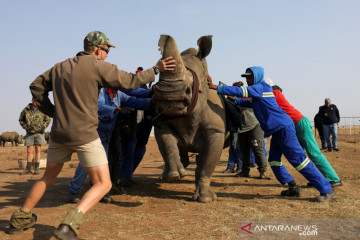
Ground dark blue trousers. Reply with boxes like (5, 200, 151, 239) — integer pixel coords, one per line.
(269, 125, 332, 195)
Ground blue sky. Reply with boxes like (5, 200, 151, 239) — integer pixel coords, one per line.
(1, 0, 359, 135)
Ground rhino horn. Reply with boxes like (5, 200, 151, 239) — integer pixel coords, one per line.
(158, 35, 185, 80)
(197, 35, 213, 60)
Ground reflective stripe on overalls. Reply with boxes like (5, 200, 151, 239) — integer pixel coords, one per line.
(262, 92, 274, 98)
(241, 86, 248, 97)
(269, 161, 283, 167)
(295, 158, 310, 171)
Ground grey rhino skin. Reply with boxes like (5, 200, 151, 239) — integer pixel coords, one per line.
(1, 131, 23, 146)
(152, 35, 229, 203)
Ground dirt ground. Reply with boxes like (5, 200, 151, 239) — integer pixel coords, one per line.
(0, 136, 359, 240)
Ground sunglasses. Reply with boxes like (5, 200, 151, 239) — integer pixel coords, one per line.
(96, 45, 110, 54)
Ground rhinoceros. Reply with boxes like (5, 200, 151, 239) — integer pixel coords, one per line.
(152, 35, 229, 203)
(1, 131, 23, 146)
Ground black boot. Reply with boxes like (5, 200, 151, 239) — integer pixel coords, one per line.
(316, 188, 336, 202)
(53, 209, 84, 240)
(281, 186, 302, 197)
(235, 169, 250, 177)
(33, 162, 40, 175)
(53, 224, 84, 240)
(20, 162, 33, 175)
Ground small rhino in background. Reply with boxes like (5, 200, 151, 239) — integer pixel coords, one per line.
(45, 131, 50, 144)
(0, 131, 24, 146)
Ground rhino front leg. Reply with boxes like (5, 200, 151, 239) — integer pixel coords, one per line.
(193, 134, 224, 203)
(155, 127, 186, 181)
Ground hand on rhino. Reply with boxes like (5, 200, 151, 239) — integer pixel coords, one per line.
(155, 56, 176, 72)
(206, 74, 218, 90)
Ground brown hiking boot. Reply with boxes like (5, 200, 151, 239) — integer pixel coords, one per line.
(19, 168, 32, 175)
(330, 181, 343, 187)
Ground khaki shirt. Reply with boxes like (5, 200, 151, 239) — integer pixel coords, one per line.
(30, 51, 155, 145)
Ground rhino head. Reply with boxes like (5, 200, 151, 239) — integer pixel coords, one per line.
(15, 135, 24, 145)
(152, 35, 212, 117)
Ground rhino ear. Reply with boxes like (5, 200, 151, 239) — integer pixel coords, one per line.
(158, 35, 184, 72)
(197, 35, 212, 60)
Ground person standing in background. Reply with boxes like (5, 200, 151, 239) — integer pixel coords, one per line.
(314, 111, 326, 149)
(319, 98, 340, 152)
(19, 99, 51, 175)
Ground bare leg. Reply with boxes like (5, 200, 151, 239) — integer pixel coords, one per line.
(22, 162, 64, 212)
(27, 145, 34, 164)
(34, 145, 41, 163)
(76, 164, 111, 214)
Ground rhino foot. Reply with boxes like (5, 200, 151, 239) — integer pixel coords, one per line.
(193, 185, 217, 203)
(162, 170, 181, 181)
(162, 168, 187, 181)
(179, 168, 187, 178)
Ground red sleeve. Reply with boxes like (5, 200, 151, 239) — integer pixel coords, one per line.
(273, 90, 303, 124)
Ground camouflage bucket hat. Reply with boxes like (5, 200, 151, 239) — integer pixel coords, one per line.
(84, 31, 116, 48)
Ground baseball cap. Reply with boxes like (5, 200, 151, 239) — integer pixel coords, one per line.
(241, 68, 253, 77)
(325, 98, 331, 104)
(84, 31, 116, 48)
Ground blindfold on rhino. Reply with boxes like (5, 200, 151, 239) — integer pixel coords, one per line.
(152, 80, 191, 116)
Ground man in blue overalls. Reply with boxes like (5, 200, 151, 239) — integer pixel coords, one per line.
(207, 66, 335, 202)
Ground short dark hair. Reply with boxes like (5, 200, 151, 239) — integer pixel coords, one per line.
(137, 67, 143, 71)
(84, 45, 96, 52)
(272, 85, 283, 92)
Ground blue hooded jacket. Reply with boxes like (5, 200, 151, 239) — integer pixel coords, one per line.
(217, 66, 293, 137)
(97, 88, 151, 142)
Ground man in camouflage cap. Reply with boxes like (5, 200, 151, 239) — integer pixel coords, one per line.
(6, 31, 176, 239)
(18, 99, 51, 175)
(84, 31, 116, 48)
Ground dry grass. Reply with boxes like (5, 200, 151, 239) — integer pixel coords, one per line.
(0, 136, 359, 240)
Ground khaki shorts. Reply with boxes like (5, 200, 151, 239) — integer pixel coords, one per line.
(47, 138, 108, 168)
(25, 133, 45, 146)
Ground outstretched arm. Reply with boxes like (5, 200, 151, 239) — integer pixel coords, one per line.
(30, 67, 55, 117)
